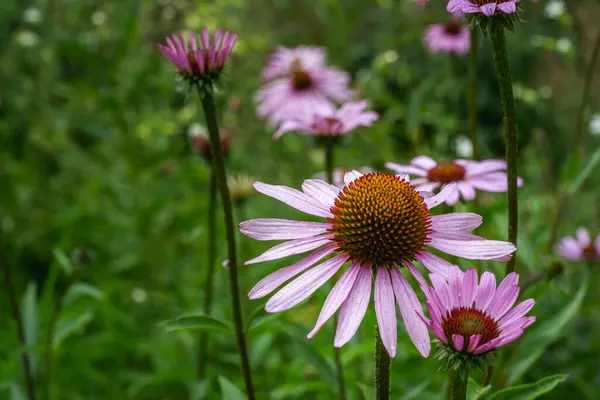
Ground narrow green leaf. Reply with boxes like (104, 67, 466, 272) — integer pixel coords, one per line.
(218, 376, 245, 400)
(356, 382, 374, 399)
(52, 309, 95, 349)
(467, 377, 491, 400)
(21, 282, 38, 372)
(490, 374, 568, 400)
(509, 278, 586, 384)
(568, 147, 600, 195)
(247, 306, 282, 333)
(63, 283, 105, 306)
(161, 314, 233, 335)
(52, 248, 74, 276)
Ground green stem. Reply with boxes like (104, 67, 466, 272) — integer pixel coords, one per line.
(1, 247, 37, 400)
(197, 86, 255, 399)
(375, 328, 390, 400)
(571, 31, 600, 154)
(323, 142, 346, 400)
(468, 28, 479, 160)
(489, 21, 518, 275)
(198, 169, 217, 380)
(447, 366, 469, 400)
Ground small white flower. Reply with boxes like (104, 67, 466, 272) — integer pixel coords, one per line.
(16, 31, 39, 47)
(556, 37, 572, 54)
(188, 122, 206, 138)
(91, 10, 107, 26)
(453, 135, 473, 158)
(23, 7, 42, 24)
(544, 0, 566, 19)
(131, 287, 148, 304)
(589, 114, 600, 136)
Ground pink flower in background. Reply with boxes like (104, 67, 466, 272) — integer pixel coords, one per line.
(157, 29, 237, 81)
(255, 46, 354, 125)
(424, 22, 471, 55)
(423, 266, 535, 355)
(274, 100, 378, 140)
(447, 0, 518, 16)
(240, 171, 516, 357)
(386, 156, 523, 206)
(557, 228, 599, 261)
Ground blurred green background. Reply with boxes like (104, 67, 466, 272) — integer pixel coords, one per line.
(1, 0, 600, 399)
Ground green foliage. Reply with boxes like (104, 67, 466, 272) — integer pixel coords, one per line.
(489, 375, 568, 400)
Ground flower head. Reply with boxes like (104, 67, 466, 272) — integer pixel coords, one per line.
(447, 0, 518, 17)
(255, 46, 354, 125)
(386, 156, 523, 206)
(240, 171, 516, 357)
(228, 173, 256, 205)
(274, 101, 378, 141)
(189, 125, 232, 163)
(424, 22, 471, 55)
(158, 28, 237, 85)
(557, 227, 599, 261)
(423, 266, 535, 356)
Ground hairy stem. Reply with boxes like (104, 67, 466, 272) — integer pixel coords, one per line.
(447, 366, 469, 400)
(489, 21, 518, 275)
(197, 86, 255, 399)
(198, 169, 217, 380)
(375, 328, 390, 400)
(1, 248, 37, 400)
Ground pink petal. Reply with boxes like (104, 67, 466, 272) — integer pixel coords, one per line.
(498, 299, 535, 329)
(430, 213, 483, 233)
(411, 155, 437, 170)
(391, 269, 431, 357)
(343, 170, 363, 185)
(246, 235, 333, 264)
(467, 334, 481, 352)
(497, 1, 517, 13)
(464, 159, 506, 176)
(374, 268, 398, 358)
(301, 179, 340, 207)
(248, 244, 336, 299)
(430, 273, 453, 310)
(424, 183, 457, 209)
(265, 254, 347, 313)
(416, 182, 441, 192)
(452, 334, 465, 351)
(405, 261, 427, 288)
(474, 271, 497, 312)
(415, 251, 452, 278)
(576, 227, 591, 247)
(444, 186, 461, 206)
(307, 263, 361, 338)
(335, 266, 372, 347)
(254, 181, 334, 218)
(487, 276, 519, 319)
(240, 219, 331, 241)
(385, 162, 428, 177)
(480, 3, 497, 16)
(427, 235, 516, 260)
(457, 182, 476, 201)
(557, 237, 583, 260)
(274, 120, 306, 139)
(461, 269, 478, 307)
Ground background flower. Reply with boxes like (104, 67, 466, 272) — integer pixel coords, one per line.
(557, 228, 599, 261)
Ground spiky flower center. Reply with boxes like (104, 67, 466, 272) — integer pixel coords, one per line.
(442, 307, 500, 351)
(583, 243, 598, 260)
(292, 70, 313, 91)
(329, 173, 431, 267)
(427, 162, 466, 184)
(444, 22, 462, 36)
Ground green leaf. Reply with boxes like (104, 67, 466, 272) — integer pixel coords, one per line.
(63, 283, 105, 306)
(508, 279, 586, 384)
(218, 376, 245, 400)
(489, 374, 568, 400)
(161, 314, 233, 335)
(52, 248, 74, 275)
(281, 323, 337, 390)
(21, 282, 38, 372)
(53, 309, 95, 349)
(467, 377, 491, 400)
(247, 306, 282, 333)
(567, 147, 600, 195)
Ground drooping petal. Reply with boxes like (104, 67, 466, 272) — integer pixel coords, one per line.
(464, 159, 506, 176)
(424, 183, 457, 209)
(427, 235, 516, 260)
(444, 187, 461, 206)
(265, 254, 347, 313)
(248, 244, 337, 299)
(254, 182, 334, 218)
(385, 162, 428, 177)
(374, 268, 398, 357)
(301, 179, 340, 208)
(343, 170, 363, 185)
(391, 268, 431, 357)
(411, 155, 437, 170)
(245, 235, 333, 264)
(430, 213, 483, 233)
(307, 263, 361, 339)
(456, 182, 477, 201)
(240, 219, 331, 241)
(415, 251, 452, 278)
(335, 266, 372, 347)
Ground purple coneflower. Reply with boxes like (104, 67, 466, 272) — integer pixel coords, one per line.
(557, 227, 599, 261)
(386, 156, 523, 206)
(274, 100, 378, 140)
(240, 171, 516, 357)
(422, 266, 535, 355)
(447, 0, 518, 16)
(424, 22, 471, 55)
(255, 46, 354, 125)
(157, 28, 237, 84)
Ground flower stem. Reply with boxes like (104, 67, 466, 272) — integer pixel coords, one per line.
(447, 365, 469, 400)
(572, 30, 600, 154)
(323, 142, 346, 400)
(488, 20, 518, 275)
(198, 168, 217, 380)
(1, 247, 37, 400)
(197, 85, 255, 399)
(375, 328, 390, 400)
(468, 28, 479, 161)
